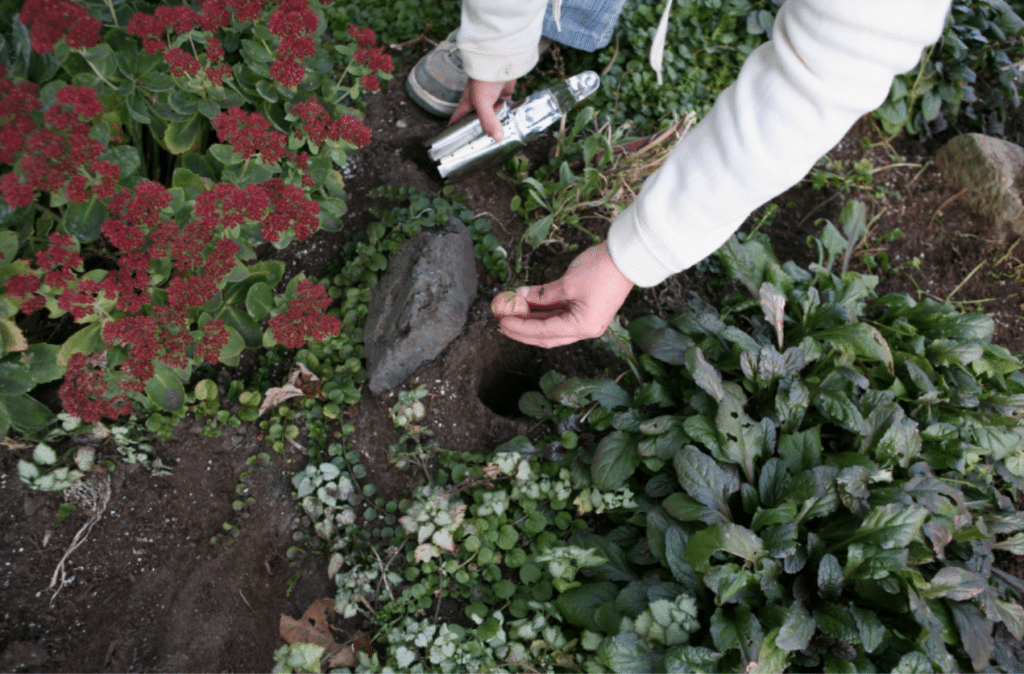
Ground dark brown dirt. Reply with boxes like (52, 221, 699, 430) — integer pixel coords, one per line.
(2, 42, 1024, 673)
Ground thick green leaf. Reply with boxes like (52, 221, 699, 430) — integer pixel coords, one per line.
(244, 281, 273, 322)
(891, 652, 934, 674)
(0, 318, 27, 353)
(1, 392, 55, 437)
(683, 415, 720, 454)
(63, 197, 109, 243)
(842, 543, 908, 580)
(673, 445, 739, 522)
(0, 362, 34, 396)
(219, 305, 263, 349)
(926, 338, 983, 367)
(923, 566, 988, 601)
(716, 382, 769, 481)
(664, 645, 722, 673)
(638, 327, 695, 366)
(56, 322, 103, 367)
(775, 603, 815, 651)
(717, 235, 774, 296)
(597, 633, 659, 674)
(99, 145, 141, 179)
(664, 491, 720, 524)
(686, 523, 764, 573)
(664, 526, 703, 597)
(949, 601, 994, 673)
(145, 359, 186, 412)
(849, 603, 885, 653)
(759, 282, 786, 348)
(518, 391, 551, 419)
(591, 431, 640, 491)
(573, 532, 638, 583)
(21, 344, 64, 384)
(710, 605, 763, 662)
(849, 503, 928, 549)
(758, 457, 791, 508)
(817, 553, 843, 601)
(685, 347, 724, 402)
(0, 398, 10, 440)
(165, 114, 202, 155)
(814, 323, 893, 370)
(749, 628, 788, 673)
(524, 214, 554, 246)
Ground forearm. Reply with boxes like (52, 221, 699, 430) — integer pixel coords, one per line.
(607, 0, 951, 287)
(458, 0, 548, 81)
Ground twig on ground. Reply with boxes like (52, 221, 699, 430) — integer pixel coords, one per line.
(930, 188, 967, 225)
(389, 24, 433, 51)
(369, 545, 397, 603)
(48, 473, 112, 606)
(946, 259, 986, 302)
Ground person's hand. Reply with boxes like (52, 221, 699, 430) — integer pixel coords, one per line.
(491, 242, 635, 348)
(449, 78, 516, 141)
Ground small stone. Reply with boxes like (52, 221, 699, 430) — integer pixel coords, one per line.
(363, 217, 478, 394)
(396, 119, 408, 129)
(935, 133, 1024, 241)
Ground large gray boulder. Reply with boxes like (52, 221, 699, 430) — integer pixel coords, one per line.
(363, 217, 478, 394)
(935, 133, 1024, 240)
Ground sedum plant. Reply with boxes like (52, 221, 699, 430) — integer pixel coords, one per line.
(0, 0, 393, 437)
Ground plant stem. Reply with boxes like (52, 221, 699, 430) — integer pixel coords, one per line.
(102, 0, 119, 26)
(945, 259, 986, 302)
(80, 52, 119, 90)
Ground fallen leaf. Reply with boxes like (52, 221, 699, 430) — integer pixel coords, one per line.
(280, 598, 336, 649)
(326, 645, 356, 669)
(280, 600, 371, 671)
(259, 363, 323, 416)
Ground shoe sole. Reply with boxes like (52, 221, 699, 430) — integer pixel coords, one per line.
(406, 71, 458, 118)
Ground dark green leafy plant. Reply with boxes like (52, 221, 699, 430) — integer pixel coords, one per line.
(506, 204, 1024, 672)
(875, 0, 1024, 137)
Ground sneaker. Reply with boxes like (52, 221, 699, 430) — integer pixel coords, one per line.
(406, 30, 467, 117)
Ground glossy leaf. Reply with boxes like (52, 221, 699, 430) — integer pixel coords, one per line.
(63, 197, 109, 243)
(686, 523, 764, 572)
(145, 359, 186, 412)
(591, 430, 640, 491)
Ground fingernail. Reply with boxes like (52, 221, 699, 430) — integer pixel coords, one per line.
(516, 286, 529, 298)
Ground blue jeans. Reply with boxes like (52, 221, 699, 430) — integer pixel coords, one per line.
(542, 0, 628, 52)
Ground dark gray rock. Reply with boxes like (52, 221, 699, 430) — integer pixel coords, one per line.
(363, 217, 478, 394)
(935, 133, 1024, 241)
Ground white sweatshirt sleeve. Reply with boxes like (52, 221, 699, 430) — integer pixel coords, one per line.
(457, 0, 548, 82)
(607, 0, 951, 287)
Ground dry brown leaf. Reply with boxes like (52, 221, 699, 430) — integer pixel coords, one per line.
(326, 644, 356, 669)
(279, 598, 336, 648)
(259, 384, 305, 417)
(280, 601, 373, 671)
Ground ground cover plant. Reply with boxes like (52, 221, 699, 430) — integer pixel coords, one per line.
(4, 0, 1024, 672)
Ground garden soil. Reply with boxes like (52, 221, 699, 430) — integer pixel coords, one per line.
(3, 44, 1024, 672)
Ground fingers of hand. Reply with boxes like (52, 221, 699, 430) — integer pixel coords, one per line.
(490, 290, 530, 318)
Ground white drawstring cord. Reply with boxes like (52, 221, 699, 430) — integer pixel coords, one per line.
(553, 0, 563, 32)
(649, 0, 674, 85)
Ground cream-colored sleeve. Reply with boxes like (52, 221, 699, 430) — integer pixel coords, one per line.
(607, 0, 950, 287)
(457, 0, 548, 82)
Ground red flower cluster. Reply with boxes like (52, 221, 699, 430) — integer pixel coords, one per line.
(259, 178, 319, 243)
(0, 75, 110, 208)
(348, 25, 376, 48)
(59, 352, 132, 423)
(128, 2, 220, 54)
(20, 0, 102, 54)
(165, 48, 202, 78)
(337, 114, 372, 148)
(355, 47, 394, 75)
(211, 108, 287, 164)
(226, 0, 263, 23)
(266, 0, 319, 88)
(126, 11, 168, 55)
(361, 75, 380, 93)
(0, 68, 41, 165)
(268, 279, 340, 349)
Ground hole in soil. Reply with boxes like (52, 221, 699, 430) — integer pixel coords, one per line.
(479, 369, 536, 418)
